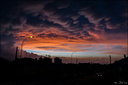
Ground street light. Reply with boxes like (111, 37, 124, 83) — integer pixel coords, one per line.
(71, 51, 77, 63)
(30, 36, 33, 38)
(20, 36, 34, 59)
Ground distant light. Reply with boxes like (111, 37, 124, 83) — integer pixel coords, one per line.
(30, 36, 33, 38)
(96, 73, 102, 77)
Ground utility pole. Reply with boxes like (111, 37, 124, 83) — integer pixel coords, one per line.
(15, 47, 18, 60)
(109, 55, 111, 64)
(76, 58, 78, 64)
(71, 51, 77, 64)
(20, 36, 33, 59)
(124, 54, 126, 59)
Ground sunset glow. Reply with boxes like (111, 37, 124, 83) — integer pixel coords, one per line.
(1, 0, 127, 63)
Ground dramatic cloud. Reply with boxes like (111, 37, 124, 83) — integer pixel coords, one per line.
(0, 0, 127, 62)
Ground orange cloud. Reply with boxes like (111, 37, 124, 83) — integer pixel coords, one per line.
(14, 27, 127, 57)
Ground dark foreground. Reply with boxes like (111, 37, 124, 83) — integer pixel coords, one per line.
(0, 57, 128, 85)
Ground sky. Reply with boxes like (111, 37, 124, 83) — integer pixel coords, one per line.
(0, 0, 127, 63)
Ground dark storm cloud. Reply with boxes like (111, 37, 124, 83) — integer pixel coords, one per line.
(36, 46, 58, 51)
(1, 0, 127, 34)
(0, 0, 127, 60)
(37, 46, 57, 49)
(38, 33, 78, 40)
(2, 0, 126, 37)
(0, 34, 15, 47)
(68, 15, 90, 31)
(26, 14, 43, 27)
(78, 0, 127, 31)
(0, 34, 16, 60)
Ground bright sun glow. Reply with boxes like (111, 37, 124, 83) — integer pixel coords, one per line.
(30, 36, 33, 38)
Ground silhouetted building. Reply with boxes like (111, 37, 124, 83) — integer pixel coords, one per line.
(35, 58, 37, 60)
(43, 57, 52, 64)
(54, 57, 62, 64)
(38, 57, 52, 64)
(39, 57, 43, 61)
